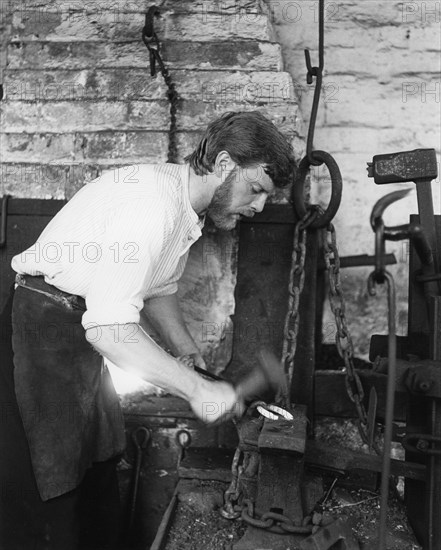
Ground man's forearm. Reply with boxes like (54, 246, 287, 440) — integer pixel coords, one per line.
(86, 323, 198, 401)
(142, 294, 199, 357)
(85, 323, 242, 423)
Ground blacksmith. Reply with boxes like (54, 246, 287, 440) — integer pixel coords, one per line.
(0, 111, 296, 549)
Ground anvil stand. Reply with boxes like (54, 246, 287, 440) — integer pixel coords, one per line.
(232, 227, 359, 550)
(231, 225, 321, 550)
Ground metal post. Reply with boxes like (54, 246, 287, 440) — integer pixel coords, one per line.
(378, 272, 397, 550)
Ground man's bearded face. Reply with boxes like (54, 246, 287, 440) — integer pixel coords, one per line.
(206, 168, 238, 231)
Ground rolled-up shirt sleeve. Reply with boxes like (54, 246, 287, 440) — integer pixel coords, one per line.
(82, 199, 171, 329)
(148, 281, 178, 298)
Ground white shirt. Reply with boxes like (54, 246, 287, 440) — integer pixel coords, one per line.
(11, 163, 204, 329)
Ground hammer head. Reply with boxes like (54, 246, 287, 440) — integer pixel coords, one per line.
(256, 348, 288, 395)
(367, 148, 438, 184)
(235, 348, 288, 403)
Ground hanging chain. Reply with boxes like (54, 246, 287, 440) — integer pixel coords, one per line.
(142, 7, 179, 163)
(281, 209, 320, 403)
(281, 220, 306, 399)
(151, 51, 179, 163)
(322, 223, 380, 453)
(221, 447, 243, 519)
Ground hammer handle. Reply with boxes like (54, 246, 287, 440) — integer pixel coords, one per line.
(193, 366, 268, 402)
(193, 365, 223, 381)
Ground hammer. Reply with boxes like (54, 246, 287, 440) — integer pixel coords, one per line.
(185, 348, 287, 405)
(367, 148, 440, 286)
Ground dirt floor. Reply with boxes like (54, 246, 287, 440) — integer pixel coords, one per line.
(161, 477, 421, 550)
(314, 417, 422, 549)
(164, 502, 246, 550)
(320, 486, 421, 549)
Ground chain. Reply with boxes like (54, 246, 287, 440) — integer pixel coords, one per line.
(281, 219, 305, 398)
(241, 499, 321, 535)
(142, 9, 179, 164)
(221, 416, 263, 519)
(152, 52, 179, 163)
(281, 209, 320, 403)
(221, 447, 243, 519)
(322, 223, 380, 453)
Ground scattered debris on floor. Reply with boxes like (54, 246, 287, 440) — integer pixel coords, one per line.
(165, 504, 245, 550)
(164, 480, 245, 550)
(319, 485, 421, 549)
(160, 475, 421, 549)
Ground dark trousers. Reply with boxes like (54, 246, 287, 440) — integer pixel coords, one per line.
(0, 286, 122, 550)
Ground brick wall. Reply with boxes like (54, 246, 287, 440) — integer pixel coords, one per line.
(0, 0, 304, 371)
(0, 0, 303, 199)
(265, 0, 441, 356)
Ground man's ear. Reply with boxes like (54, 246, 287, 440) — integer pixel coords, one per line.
(213, 151, 235, 179)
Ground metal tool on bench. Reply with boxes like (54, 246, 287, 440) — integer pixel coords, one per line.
(368, 148, 439, 289)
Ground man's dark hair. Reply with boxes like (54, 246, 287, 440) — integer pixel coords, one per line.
(184, 111, 296, 188)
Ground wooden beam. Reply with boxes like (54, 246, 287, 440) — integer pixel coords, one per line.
(305, 440, 425, 481)
(178, 444, 426, 483)
(314, 370, 408, 421)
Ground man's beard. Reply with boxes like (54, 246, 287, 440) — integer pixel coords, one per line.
(206, 168, 237, 230)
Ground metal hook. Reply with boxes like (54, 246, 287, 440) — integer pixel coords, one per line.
(176, 429, 192, 449)
(369, 188, 414, 285)
(369, 188, 412, 231)
(304, 49, 318, 85)
(131, 426, 150, 451)
(303, 0, 325, 163)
